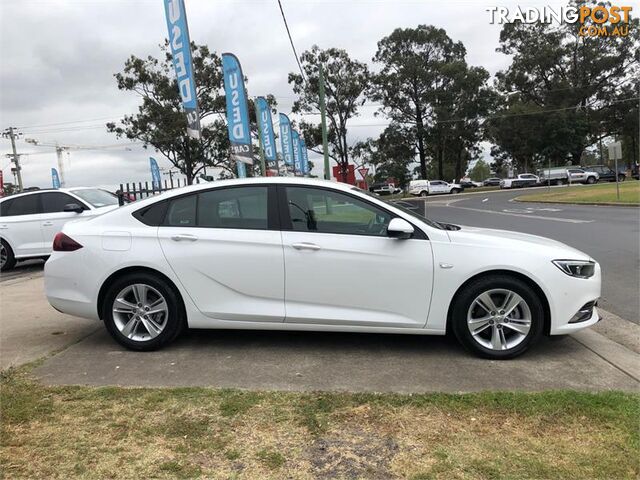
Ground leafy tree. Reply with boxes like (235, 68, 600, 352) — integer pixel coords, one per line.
(490, 1, 639, 168)
(468, 159, 491, 181)
(108, 42, 235, 184)
(288, 46, 369, 182)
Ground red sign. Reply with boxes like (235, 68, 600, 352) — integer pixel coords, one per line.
(357, 167, 369, 179)
(332, 165, 356, 185)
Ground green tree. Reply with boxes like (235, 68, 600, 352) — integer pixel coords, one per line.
(107, 42, 234, 184)
(490, 1, 639, 167)
(468, 159, 491, 181)
(288, 46, 369, 182)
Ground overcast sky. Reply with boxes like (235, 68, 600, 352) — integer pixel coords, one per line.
(0, 0, 553, 189)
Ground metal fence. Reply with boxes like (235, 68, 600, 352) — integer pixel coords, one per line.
(116, 177, 203, 205)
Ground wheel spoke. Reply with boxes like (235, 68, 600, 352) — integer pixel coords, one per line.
(502, 292, 524, 316)
(140, 316, 163, 338)
(113, 297, 136, 314)
(120, 317, 139, 338)
(490, 325, 502, 350)
(146, 300, 168, 316)
(132, 284, 148, 305)
(475, 292, 498, 314)
(503, 320, 531, 335)
(470, 319, 492, 335)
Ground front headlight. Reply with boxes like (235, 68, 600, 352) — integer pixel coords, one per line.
(552, 260, 595, 279)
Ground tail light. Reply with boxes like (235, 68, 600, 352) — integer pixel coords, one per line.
(53, 232, 83, 252)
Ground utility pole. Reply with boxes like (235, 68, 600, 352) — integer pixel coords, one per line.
(55, 146, 67, 187)
(318, 64, 330, 180)
(2, 127, 23, 191)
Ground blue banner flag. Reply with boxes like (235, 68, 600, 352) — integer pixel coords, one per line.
(292, 130, 302, 175)
(163, 0, 201, 139)
(51, 168, 60, 189)
(150, 157, 161, 189)
(300, 138, 309, 175)
(222, 53, 253, 174)
(278, 113, 294, 171)
(256, 97, 277, 169)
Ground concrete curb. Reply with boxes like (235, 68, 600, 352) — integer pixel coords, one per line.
(515, 197, 639, 207)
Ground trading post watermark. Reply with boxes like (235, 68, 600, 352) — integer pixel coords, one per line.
(486, 5, 633, 37)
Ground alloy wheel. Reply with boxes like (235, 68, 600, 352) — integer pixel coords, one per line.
(0, 243, 6, 269)
(112, 283, 169, 342)
(466, 288, 532, 351)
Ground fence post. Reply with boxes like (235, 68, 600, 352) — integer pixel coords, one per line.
(145, 181, 149, 197)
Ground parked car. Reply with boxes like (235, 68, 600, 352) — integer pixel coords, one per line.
(408, 180, 463, 196)
(539, 167, 599, 185)
(482, 177, 502, 186)
(0, 187, 119, 271)
(369, 183, 395, 196)
(45, 177, 601, 359)
(500, 174, 540, 189)
(582, 165, 625, 183)
(459, 180, 481, 188)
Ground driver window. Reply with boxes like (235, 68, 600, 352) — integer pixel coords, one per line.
(285, 186, 391, 236)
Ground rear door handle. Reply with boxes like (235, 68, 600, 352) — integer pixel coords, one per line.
(42, 221, 54, 227)
(292, 242, 321, 251)
(171, 234, 198, 242)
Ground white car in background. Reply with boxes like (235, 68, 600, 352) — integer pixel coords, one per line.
(500, 173, 540, 189)
(0, 187, 119, 271)
(408, 180, 463, 197)
(45, 178, 600, 359)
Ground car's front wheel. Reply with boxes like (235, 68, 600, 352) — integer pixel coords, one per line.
(0, 240, 16, 272)
(451, 275, 544, 359)
(102, 272, 185, 351)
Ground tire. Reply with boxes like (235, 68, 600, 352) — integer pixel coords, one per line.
(420, 190, 428, 197)
(450, 188, 461, 194)
(0, 239, 16, 272)
(586, 176, 596, 184)
(451, 274, 544, 360)
(102, 272, 185, 351)
(618, 175, 625, 182)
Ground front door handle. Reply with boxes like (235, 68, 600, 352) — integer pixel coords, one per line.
(292, 242, 321, 251)
(171, 234, 198, 242)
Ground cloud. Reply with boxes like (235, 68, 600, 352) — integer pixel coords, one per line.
(1, 0, 530, 188)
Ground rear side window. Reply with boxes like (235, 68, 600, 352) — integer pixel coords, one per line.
(197, 187, 268, 230)
(165, 195, 197, 226)
(133, 201, 168, 226)
(0, 194, 40, 216)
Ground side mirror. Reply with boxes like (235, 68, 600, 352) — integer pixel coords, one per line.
(63, 203, 84, 214)
(387, 217, 414, 239)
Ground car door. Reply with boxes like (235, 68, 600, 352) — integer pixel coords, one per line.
(0, 193, 44, 257)
(157, 185, 285, 323)
(39, 192, 90, 251)
(280, 185, 434, 328)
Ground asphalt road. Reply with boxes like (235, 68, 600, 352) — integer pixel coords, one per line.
(401, 187, 640, 323)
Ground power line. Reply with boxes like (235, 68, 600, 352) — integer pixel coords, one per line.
(277, 0, 306, 84)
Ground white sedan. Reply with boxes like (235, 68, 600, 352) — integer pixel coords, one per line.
(45, 178, 601, 359)
(0, 187, 120, 271)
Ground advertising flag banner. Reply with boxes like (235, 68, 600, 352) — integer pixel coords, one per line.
(300, 138, 309, 175)
(292, 130, 302, 174)
(256, 97, 277, 169)
(279, 113, 294, 171)
(51, 168, 61, 189)
(150, 157, 161, 189)
(163, 0, 201, 139)
(222, 53, 254, 171)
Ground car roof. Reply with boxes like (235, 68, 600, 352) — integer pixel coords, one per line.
(0, 186, 105, 202)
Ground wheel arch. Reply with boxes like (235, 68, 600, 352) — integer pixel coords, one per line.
(97, 266, 187, 323)
(445, 269, 551, 336)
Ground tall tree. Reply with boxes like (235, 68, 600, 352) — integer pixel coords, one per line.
(289, 45, 369, 182)
(490, 1, 639, 167)
(370, 25, 466, 179)
(107, 43, 234, 183)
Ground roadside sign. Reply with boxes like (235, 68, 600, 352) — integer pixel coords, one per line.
(608, 141, 622, 160)
(357, 167, 369, 179)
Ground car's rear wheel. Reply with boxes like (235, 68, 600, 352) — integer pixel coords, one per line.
(586, 176, 596, 184)
(451, 188, 461, 194)
(102, 272, 185, 351)
(618, 174, 625, 182)
(420, 190, 428, 197)
(451, 275, 544, 359)
(0, 240, 16, 272)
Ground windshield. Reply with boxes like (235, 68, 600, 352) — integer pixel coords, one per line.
(352, 187, 443, 230)
(71, 189, 119, 208)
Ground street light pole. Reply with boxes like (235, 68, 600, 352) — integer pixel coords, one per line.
(318, 64, 330, 180)
(3, 127, 23, 191)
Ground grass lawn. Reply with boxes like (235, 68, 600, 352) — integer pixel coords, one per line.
(1, 366, 639, 479)
(517, 181, 640, 205)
